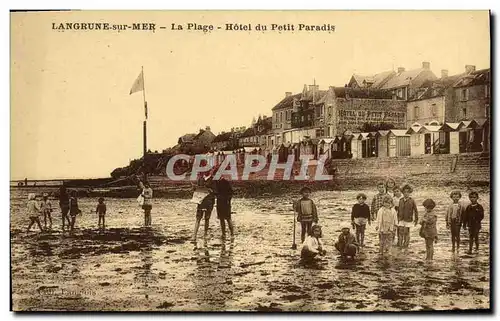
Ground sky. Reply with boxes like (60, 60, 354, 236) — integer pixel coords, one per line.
(10, 10, 490, 180)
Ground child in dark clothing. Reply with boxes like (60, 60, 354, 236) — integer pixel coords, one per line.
(192, 175, 216, 244)
(371, 182, 388, 220)
(463, 191, 485, 254)
(69, 190, 81, 233)
(446, 191, 464, 252)
(294, 186, 318, 243)
(96, 197, 107, 231)
(351, 193, 370, 247)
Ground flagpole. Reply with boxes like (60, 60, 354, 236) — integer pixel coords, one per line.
(141, 66, 147, 160)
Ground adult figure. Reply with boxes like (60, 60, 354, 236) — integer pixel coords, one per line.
(139, 180, 153, 226)
(215, 176, 234, 241)
(59, 185, 71, 230)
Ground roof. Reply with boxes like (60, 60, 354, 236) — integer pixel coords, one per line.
(239, 127, 256, 138)
(351, 70, 395, 89)
(453, 69, 490, 88)
(410, 73, 466, 101)
(380, 68, 428, 90)
(213, 132, 232, 143)
(376, 130, 391, 137)
(272, 93, 301, 111)
(407, 125, 442, 134)
(301, 89, 328, 102)
(331, 87, 395, 100)
(179, 133, 196, 143)
(389, 129, 410, 137)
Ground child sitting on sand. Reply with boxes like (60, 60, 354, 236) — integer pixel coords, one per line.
(96, 197, 107, 231)
(301, 225, 326, 262)
(40, 193, 52, 230)
(26, 193, 43, 233)
(334, 225, 359, 259)
(351, 193, 370, 247)
(446, 191, 464, 252)
(376, 195, 398, 256)
(294, 186, 319, 243)
(419, 199, 438, 261)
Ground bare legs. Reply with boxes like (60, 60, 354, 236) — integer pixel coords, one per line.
(27, 217, 43, 233)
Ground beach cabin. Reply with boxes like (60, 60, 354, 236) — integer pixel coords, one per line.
(460, 119, 489, 153)
(318, 138, 334, 159)
(406, 123, 443, 155)
(300, 139, 319, 160)
(357, 132, 377, 158)
(387, 130, 411, 157)
(375, 130, 391, 158)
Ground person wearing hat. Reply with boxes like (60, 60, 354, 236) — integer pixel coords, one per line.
(419, 199, 438, 261)
(301, 224, 326, 262)
(397, 184, 418, 248)
(334, 224, 358, 259)
(26, 193, 43, 233)
(294, 186, 318, 243)
(40, 193, 53, 230)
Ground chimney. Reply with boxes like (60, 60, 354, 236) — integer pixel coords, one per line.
(397, 67, 405, 73)
(441, 69, 448, 78)
(285, 91, 292, 97)
(422, 61, 430, 70)
(205, 126, 211, 131)
(465, 65, 476, 73)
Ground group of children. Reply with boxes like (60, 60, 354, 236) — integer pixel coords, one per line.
(298, 181, 486, 262)
(25, 186, 107, 233)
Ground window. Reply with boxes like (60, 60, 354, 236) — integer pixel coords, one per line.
(431, 104, 437, 117)
(460, 89, 469, 101)
(414, 106, 420, 119)
(485, 85, 490, 98)
(280, 112, 283, 122)
(462, 107, 467, 119)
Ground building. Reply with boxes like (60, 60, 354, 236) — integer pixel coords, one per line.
(212, 131, 239, 151)
(320, 86, 407, 136)
(238, 116, 273, 150)
(348, 70, 395, 89)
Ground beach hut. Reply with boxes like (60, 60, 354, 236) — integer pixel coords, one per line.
(375, 130, 391, 158)
(318, 138, 334, 159)
(406, 123, 443, 155)
(387, 130, 411, 157)
(358, 132, 377, 158)
(441, 122, 462, 154)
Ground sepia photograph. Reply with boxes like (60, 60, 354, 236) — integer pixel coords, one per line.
(10, 10, 491, 312)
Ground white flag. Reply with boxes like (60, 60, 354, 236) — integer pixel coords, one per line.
(129, 70, 144, 95)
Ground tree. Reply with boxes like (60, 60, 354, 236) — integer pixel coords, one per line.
(359, 122, 395, 132)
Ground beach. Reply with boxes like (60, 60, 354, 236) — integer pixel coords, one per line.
(10, 186, 490, 311)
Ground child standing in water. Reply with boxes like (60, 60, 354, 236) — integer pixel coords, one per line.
(371, 182, 388, 220)
(192, 175, 215, 244)
(446, 191, 464, 252)
(392, 187, 403, 244)
(26, 193, 43, 233)
(420, 199, 438, 261)
(351, 193, 370, 247)
(463, 191, 484, 254)
(96, 197, 107, 231)
(69, 190, 81, 232)
(335, 225, 359, 259)
(40, 193, 52, 230)
(376, 195, 398, 256)
(397, 184, 418, 248)
(301, 225, 326, 262)
(294, 186, 318, 243)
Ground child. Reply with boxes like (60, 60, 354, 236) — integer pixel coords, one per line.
(371, 182, 388, 220)
(215, 177, 234, 241)
(392, 187, 403, 244)
(351, 193, 370, 247)
(419, 199, 438, 261)
(463, 191, 484, 254)
(397, 184, 418, 248)
(26, 193, 43, 233)
(294, 186, 318, 243)
(335, 225, 359, 259)
(40, 193, 52, 230)
(446, 191, 464, 252)
(96, 197, 107, 231)
(301, 225, 326, 262)
(376, 195, 398, 256)
(59, 186, 71, 231)
(139, 181, 153, 226)
(192, 175, 216, 244)
(69, 190, 81, 232)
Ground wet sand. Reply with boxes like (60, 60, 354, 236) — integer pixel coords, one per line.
(10, 187, 490, 311)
